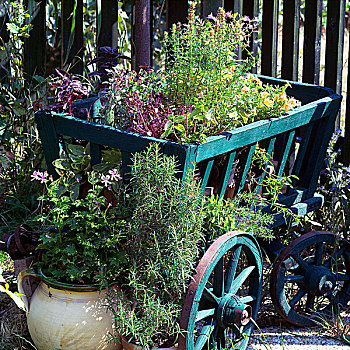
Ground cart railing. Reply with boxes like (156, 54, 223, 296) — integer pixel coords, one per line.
(36, 76, 342, 226)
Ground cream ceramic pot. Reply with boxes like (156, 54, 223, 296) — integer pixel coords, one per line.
(18, 268, 120, 350)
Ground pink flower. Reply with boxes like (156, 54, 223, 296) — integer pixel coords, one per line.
(109, 169, 122, 181)
(45, 234, 52, 239)
(31, 171, 41, 181)
(39, 171, 49, 183)
(101, 174, 112, 187)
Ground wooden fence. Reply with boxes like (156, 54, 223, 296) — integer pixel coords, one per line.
(1, 0, 350, 162)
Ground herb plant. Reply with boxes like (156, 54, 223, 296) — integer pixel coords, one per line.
(111, 144, 204, 348)
(316, 129, 350, 238)
(32, 168, 129, 285)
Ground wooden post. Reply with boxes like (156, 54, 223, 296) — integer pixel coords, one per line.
(261, 0, 279, 77)
(24, 0, 46, 77)
(324, 0, 346, 131)
(61, 0, 83, 74)
(281, 0, 301, 81)
(96, 0, 118, 51)
(166, 0, 188, 30)
(201, 0, 224, 18)
(132, 0, 152, 70)
(343, 28, 350, 165)
(0, 2, 9, 79)
(302, 0, 322, 84)
(225, 0, 243, 15)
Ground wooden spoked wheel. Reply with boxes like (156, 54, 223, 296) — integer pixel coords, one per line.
(179, 231, 263, 350)
(270, 231, 350, 326)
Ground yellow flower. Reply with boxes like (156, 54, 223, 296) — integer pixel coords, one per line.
(252, 109, 257, 116)
(289, 98, 297, 107)
(261, 91, 268, 98)
(278, 93, 287, 102)
(282, 103, 291, 111)
(241, 86, 250, 94)
(263, 98, 273, 108)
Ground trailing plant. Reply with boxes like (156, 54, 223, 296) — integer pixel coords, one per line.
(111, 144, 204, 348)
(32, 167, 130, 285)
(204, 193, 275, 239)
(316, 129, 350, 238)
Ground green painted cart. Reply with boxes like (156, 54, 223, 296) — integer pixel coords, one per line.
(36, 75, 347, 350)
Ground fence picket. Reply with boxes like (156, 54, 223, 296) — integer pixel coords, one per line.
(261, 0, 279, 77)
(303, 0, 322, 84)
(281, 0, 300, 81)
(96, 0, 118, 51)
(62, 0, 83, 74)
(24, 0, 46, 77)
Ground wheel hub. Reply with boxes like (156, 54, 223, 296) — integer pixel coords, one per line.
(304, 265, 336, 296)
(217, 293, 252, 328)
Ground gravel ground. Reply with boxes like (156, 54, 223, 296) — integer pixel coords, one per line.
(248, 327, 349, 349)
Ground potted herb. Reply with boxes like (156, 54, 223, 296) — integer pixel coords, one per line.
(108, 144, 205, 349)
(18, 166, 129, 350)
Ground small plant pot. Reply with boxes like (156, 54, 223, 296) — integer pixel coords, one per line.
(121, 338, 177, 350)
(18, 268, 120, 350)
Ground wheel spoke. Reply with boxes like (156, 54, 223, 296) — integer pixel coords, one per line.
(289, 289, 306, 308)
(231, 324, 242, 338)
(224, 246, 242, 293)
(292, 254, 309, 270)
(214, 257, 224, 297)
(194, 320, 216, 350)
(324, 247, 345, 268)
(239, 295, 256, 304)
(196, 308, 215, 322)
(305, 294, 315, 313)
(315, 242, 324, 266)
(284, 275, 304, 283)
(229, 266, 255, 295)
(203, 287, 220, 304)
(216, 327, 226, 350)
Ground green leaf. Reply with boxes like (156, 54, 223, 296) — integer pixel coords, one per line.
(6, 23, 20, 34)
(53, 158, 72, 171)
(70, 182, 80, 200)
(66, 144, 85, 157)
(174, 124, 186, 134)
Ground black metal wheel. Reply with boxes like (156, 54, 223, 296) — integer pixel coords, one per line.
(270, 231, 350, 326)
(179, 231, 263, 350)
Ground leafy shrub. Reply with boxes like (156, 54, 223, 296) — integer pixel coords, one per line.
(111, 144, 204, 348)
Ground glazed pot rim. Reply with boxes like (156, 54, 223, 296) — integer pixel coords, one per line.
(37, 268, 103, 292)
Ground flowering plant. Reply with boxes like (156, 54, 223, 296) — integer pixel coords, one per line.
(92, 4, 298, 144)
(32, 167, 130, 285)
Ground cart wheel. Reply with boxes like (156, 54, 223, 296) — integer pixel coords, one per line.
(270, 231, 350, 326)
(179, 231, 263, 350)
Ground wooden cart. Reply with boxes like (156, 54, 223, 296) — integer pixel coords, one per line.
(36, 75, 346, 350)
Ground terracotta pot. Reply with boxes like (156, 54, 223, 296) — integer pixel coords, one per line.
(121, 338, 177, 350)
(18, 268, 120, 350)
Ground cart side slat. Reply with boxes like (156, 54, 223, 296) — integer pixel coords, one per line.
(200, 158, 215, 194)
(291, 123, 314, 186)
(35, 111, 61, 177)
(235, 143, 257, 195)
(296, 96, 341, 195)
(255, 137, 276, 195)
(195, 95, 339, 162)
(277, 130, 295, 177)
(218, 151, 236, 199)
